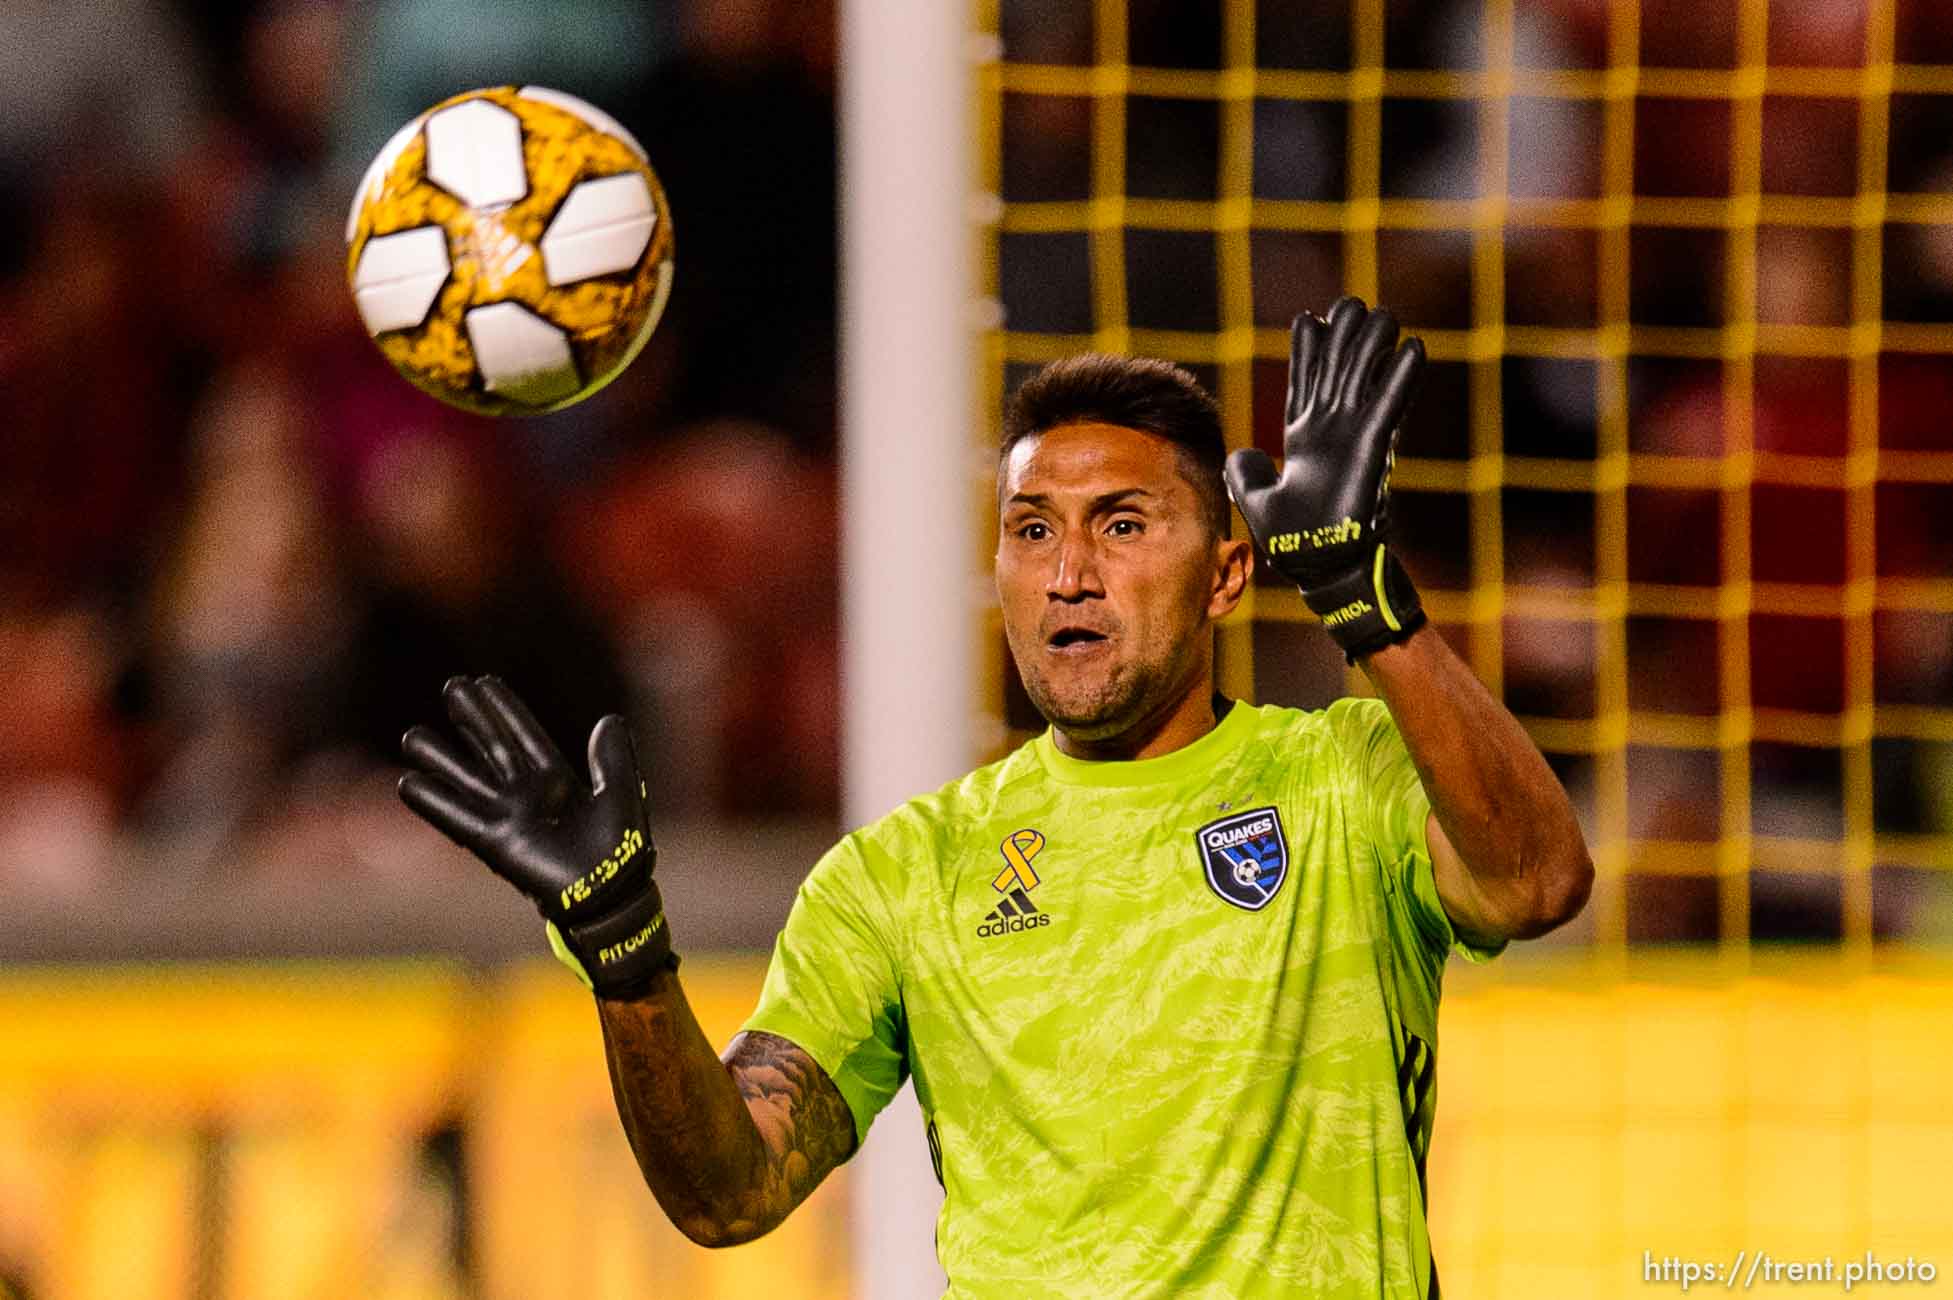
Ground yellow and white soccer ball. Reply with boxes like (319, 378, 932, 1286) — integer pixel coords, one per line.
(345, 86, 675, 416)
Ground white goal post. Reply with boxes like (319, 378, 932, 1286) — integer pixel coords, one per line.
(838, 0, 974, 1294)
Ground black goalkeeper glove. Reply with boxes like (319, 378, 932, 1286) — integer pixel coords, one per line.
(1225, 295, 1429, 661)
(397, 675, 675, 998)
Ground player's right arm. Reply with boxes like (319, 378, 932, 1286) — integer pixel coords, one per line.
(396, 675, 854, 1245)
(595, 981, 857, 1245)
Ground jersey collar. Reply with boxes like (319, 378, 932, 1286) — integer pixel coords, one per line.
(1034, 697, 1256, 787)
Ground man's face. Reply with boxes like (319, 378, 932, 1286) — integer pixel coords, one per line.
(995, 421, 1245, 742)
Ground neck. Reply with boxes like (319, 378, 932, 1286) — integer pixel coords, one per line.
(1051, 666, 1222, 763)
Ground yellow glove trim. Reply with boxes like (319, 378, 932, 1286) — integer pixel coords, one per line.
(545, 920, 595, 991)
(1374, 545, 1402, 633)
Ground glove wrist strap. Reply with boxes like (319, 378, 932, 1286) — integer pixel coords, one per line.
(1300, 545, 1426, 662)
(553, 882, 679, 1000)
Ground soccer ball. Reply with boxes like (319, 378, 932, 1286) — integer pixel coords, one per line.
(345, 86, 674, 416)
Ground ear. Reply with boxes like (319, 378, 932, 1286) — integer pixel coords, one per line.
(1207, 536, 1254, 621)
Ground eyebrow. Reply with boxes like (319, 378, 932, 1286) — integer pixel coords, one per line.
(1003, 487, 1159, 512)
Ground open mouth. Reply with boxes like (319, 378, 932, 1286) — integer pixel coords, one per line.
(1047, 627, 1109, 650)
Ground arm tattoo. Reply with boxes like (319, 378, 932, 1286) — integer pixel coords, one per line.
(723, 1029, 857, 1216)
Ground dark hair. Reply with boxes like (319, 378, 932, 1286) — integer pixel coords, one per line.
(1001, 354, 1231, 537)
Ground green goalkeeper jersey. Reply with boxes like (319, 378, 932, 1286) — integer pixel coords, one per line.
(743, 697, 1501, 1298)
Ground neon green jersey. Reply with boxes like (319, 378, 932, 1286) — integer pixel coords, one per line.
(743, 698, 1501, 1298)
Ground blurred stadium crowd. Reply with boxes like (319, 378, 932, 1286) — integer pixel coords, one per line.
(1, 0, 1949, 941)
(0, 0, 842, 906)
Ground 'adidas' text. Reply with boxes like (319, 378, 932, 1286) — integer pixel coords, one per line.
(977, 912, 1051, 938)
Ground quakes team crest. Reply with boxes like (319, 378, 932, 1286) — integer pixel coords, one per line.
(1194, 806, 1289, 911)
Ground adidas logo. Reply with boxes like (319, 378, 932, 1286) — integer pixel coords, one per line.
(979, 828, 1053, 937)
(976, 886, 1050, 937)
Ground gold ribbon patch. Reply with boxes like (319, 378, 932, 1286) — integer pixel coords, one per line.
(993, 828, 1044, 893)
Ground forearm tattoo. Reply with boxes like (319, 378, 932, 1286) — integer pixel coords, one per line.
(724, 1029, 857, 1214)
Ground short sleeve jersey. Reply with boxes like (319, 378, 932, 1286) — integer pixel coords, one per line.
(743, 698, 1502, 1299)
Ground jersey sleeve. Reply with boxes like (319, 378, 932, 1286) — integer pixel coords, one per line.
(741, 832, 910, 1148)
(1325, 697, 1507, 967)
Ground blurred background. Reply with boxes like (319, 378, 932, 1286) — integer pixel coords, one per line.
(1, 0, 1950, 1296)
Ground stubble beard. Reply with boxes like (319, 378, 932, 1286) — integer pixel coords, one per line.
(1012, 632, 1193, 744)
(1021, 659, 1143, 739)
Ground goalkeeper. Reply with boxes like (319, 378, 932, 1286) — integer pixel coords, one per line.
(399, 296, 1592, 1297)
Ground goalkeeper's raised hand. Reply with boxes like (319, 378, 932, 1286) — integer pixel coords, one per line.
(1225, 295, 1428, 661)
(397, 675, 674, 997)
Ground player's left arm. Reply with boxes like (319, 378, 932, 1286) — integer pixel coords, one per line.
(1360, 627, 1592, 943)
(1229, 296, 1592, 944)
